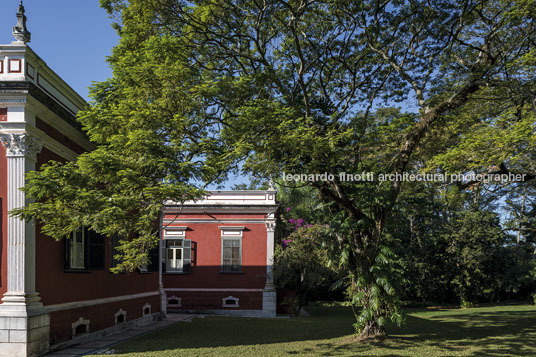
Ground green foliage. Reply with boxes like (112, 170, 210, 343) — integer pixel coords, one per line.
(461, 300, 474, 309)
(444, 210, 506, 304)
(274, 224, 336, 315)
(12, 1, 231, 272)
(95, 3, 536, 331)
(326, 211, 404, 335)
(346, 245, 404, 334)
(14, 0, 536, 337)
(386, 177, 536, 306)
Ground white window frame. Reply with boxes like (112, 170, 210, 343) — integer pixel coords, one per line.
(166, 240, 184, 273)
(221, 236, 242, 272)
(164, 238, 192, 273)
(70, 228, 86, 269)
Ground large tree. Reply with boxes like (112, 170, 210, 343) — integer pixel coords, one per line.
(13, 3, 231, 272)
(15, 0, 536, 338)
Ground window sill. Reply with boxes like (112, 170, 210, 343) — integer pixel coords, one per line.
(163, 272, 192, 275)
(219, 271, 244, 274)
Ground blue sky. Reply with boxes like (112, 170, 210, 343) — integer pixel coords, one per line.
(0, 0, 118, 101)
(0, 1, 256, 188)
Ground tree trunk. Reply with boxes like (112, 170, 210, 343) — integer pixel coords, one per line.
(359, 320, 387, 339)
(348, 230, 394, 339)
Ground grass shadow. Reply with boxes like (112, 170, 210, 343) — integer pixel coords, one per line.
(109, 306, 354, 353)
(361, 308, 536, 356)
(101, 305, 536, 356)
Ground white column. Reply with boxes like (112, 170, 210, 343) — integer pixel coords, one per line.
(0, 132, 49, 357)
(158, 212, 167, 315)
(0, 133, 43, 310)
(262, 213, 276, 317)
(265, 220, 275, 288)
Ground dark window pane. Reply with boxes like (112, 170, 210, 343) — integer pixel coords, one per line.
(88, 230, 105, 270)
(223, 247, 232, 259)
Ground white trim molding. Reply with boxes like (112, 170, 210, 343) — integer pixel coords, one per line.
(222, 296, 240, 308)
(114, 309, 127, 324)
(165, 226, 188, 231)
(163, 226, 187, 238)
(0, 98, 27, 106)
(164, 190, 278, 215)
(219, 226, 246, 231)
(167, 296, 182, 307)
(220, 226, 245, 237)
(71, 317, 90, 337)
(44, 291, 160, 313)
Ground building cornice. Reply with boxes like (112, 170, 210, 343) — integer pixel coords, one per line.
(165, 205, 278, 215)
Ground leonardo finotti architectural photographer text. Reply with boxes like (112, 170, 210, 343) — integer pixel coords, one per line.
(282, 172, 527, 184)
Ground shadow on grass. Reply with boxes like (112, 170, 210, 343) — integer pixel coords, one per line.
(386, 310, 536, 356)
(108, 306, 536, 356)
(109, 306, 355, 355)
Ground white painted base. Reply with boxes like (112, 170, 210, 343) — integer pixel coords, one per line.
(0, 309, 50, 357)
(0, 340, 49, 357)
(262, 289, 277, 318)
(160, 289, 167, 315)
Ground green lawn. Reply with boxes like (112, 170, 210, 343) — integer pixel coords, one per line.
(92, 304, 536, 356)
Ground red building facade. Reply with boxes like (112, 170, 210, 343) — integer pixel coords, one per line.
(161, 191, 278, 317)
(0, 6, 161, 355)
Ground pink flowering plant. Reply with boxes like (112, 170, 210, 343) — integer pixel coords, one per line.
(279, 206, 313, 248)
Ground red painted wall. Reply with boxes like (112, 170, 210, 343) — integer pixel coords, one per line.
(0, 144, 7, 299)
(49, 294, 160, 345)
(168, 291, 262, 311)
(162, 213, 268, 290)
(35, 148, 160, 306)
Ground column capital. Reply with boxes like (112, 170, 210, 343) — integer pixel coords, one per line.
(265, 210, 276, 232)
(265, 221, 276, 232)
(0, 132, 42, 160)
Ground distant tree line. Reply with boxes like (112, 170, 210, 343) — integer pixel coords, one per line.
(274, 181, 536, 308)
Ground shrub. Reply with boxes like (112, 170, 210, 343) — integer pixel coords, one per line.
(461, 300, 474, 308)
(274, 224, 335, 315)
